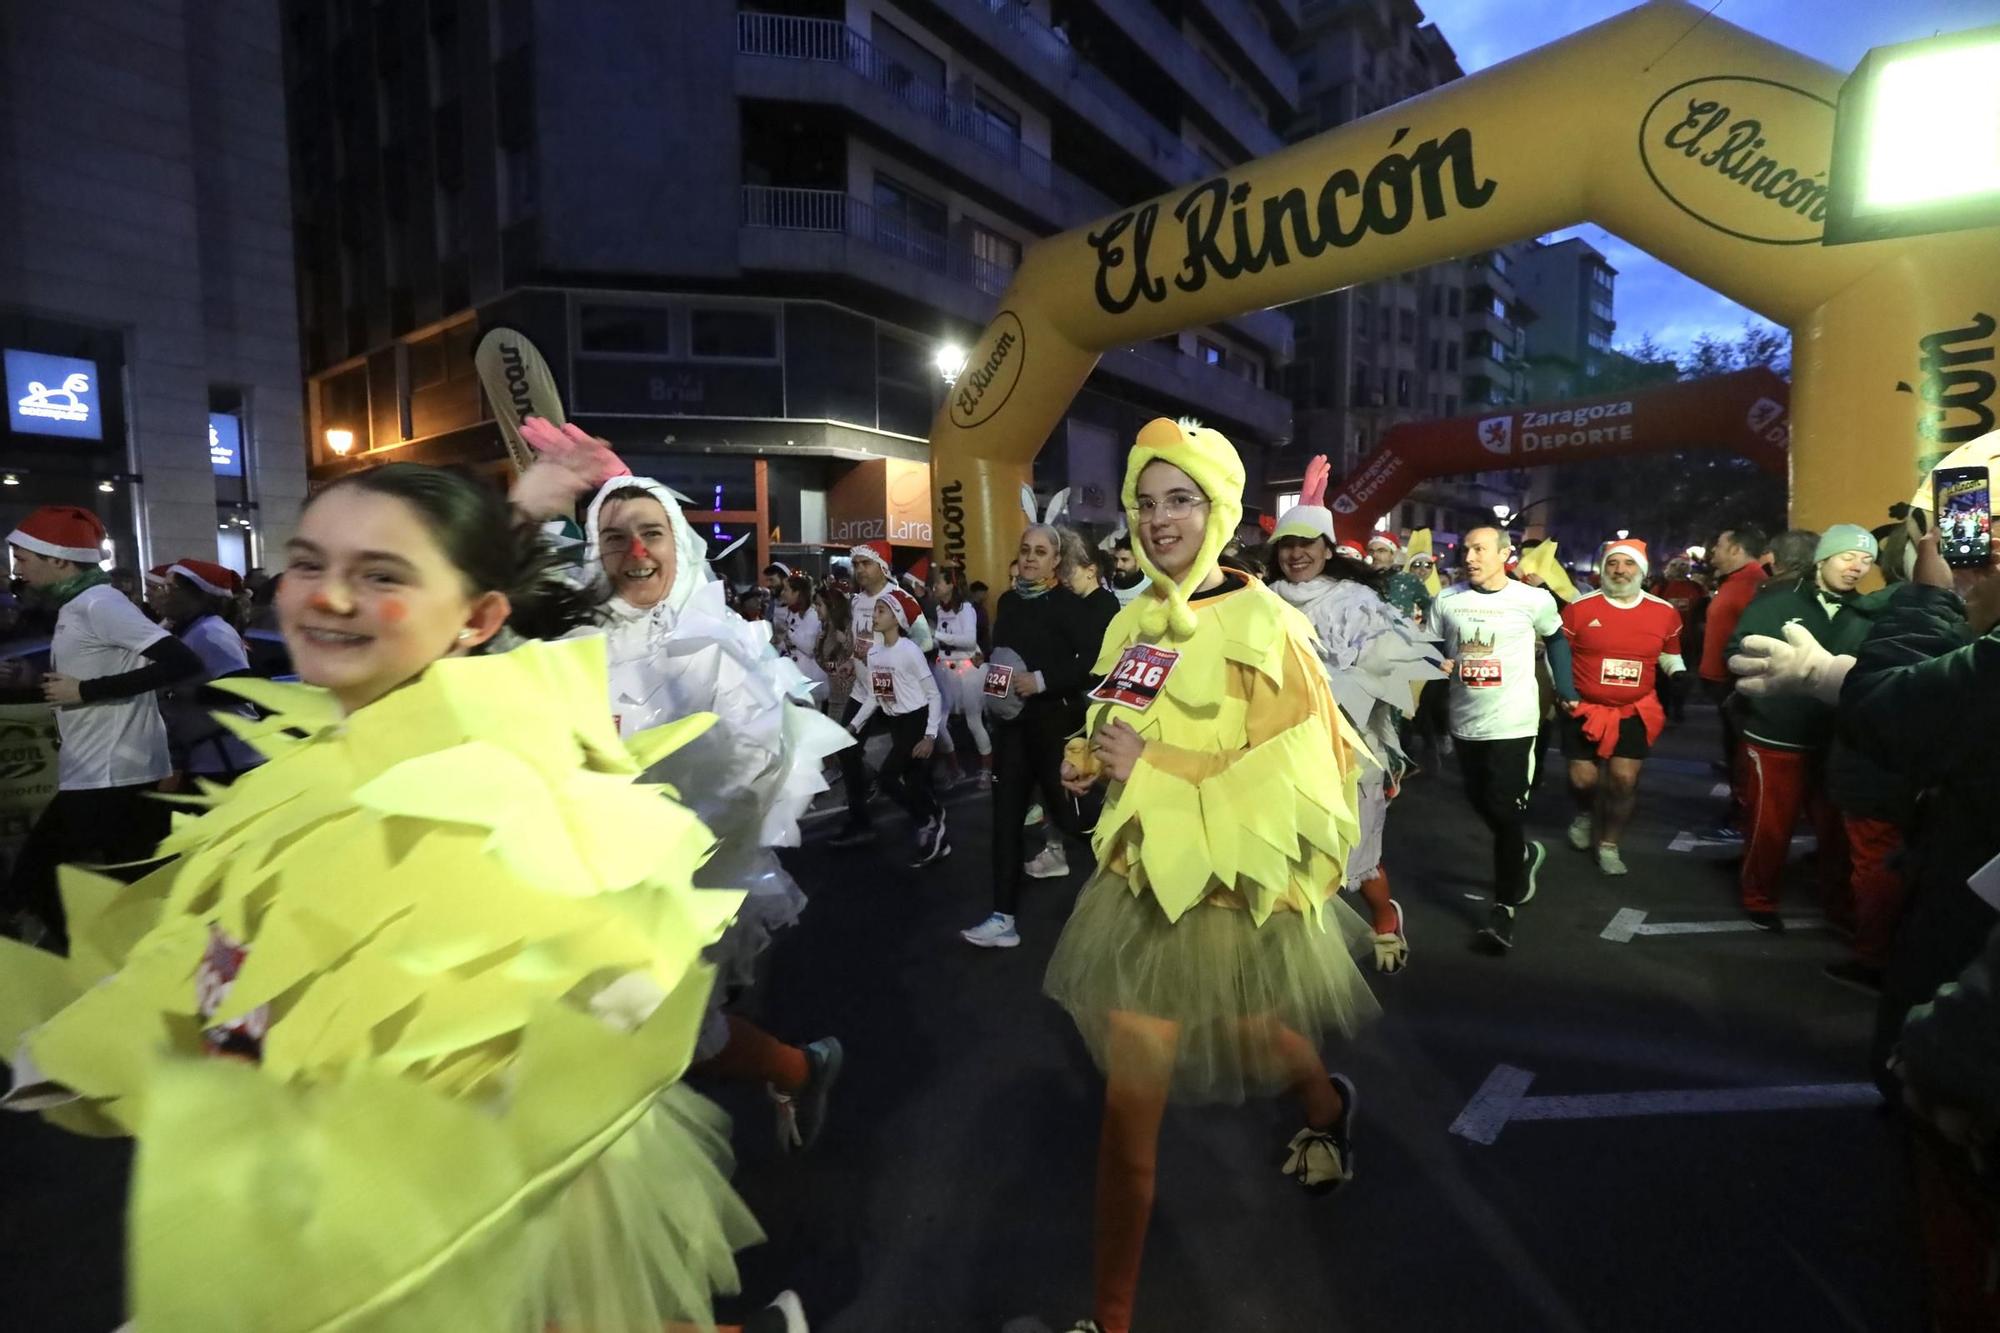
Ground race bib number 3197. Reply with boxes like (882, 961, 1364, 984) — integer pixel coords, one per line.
(1090, 644, 1180, 710)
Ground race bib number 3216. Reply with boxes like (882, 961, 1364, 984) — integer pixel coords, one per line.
(1090, 644, 1180, 710)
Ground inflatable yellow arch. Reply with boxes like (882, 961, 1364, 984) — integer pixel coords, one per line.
(929, 0, 2000, 593)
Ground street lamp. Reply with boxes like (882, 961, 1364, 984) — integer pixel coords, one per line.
(1616, 528, 1630, 539)
(1825, 24, 2000, 245)
(325, 427, 355, 457)
(1491, 503, 1510, 518)
(934, 344, 967, 385)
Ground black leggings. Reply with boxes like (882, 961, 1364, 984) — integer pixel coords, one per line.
(3, 783, 171, 953)
(990, 703, 1089, 914)
(1456, 736, 1537, 906)
(874, 710, 939, 827)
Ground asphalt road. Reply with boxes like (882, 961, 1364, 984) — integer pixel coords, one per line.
(0, 700, 1923, 1331)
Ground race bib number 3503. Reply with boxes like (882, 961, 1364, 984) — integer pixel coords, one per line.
(1600, 657, 1644, 688)
(1090, 644, 1180, 710)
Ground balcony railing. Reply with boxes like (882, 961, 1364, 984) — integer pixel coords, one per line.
(738, 13, 1112, 222)
(741, 186, 1017, 297)
(929, 0, 1215, 188)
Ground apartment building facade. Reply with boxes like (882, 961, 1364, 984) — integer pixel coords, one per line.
(1513, 236, 1618, 403)
(0, 0, 309, 574)
(1280, 0, 1532, 539)
(282, 0, 1301, 573)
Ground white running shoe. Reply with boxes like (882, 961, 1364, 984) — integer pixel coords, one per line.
(1597, 844, 1629, 876)
(1567, 814, 1592, 852)
(961, 912, 1020, 948)
(1024, 844, 1070, 879)
(1024, 803, 1045, 826)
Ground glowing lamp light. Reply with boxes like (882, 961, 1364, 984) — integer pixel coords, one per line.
(935, 344, 968, 384)
(1616, 528, 1630, 539)
(1492, 503, 1510, 518)
(1826, 25, 2000, 244)
(97, 480, 114, 493)
(2, 475, 18, 487)
(325, 428, 355, 456)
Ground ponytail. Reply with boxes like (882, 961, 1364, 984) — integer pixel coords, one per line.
(309, 464, 605, 643)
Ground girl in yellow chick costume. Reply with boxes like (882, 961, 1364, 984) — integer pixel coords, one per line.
(1043, 419, 1380, 1333)
(0, 465, 805, 1333)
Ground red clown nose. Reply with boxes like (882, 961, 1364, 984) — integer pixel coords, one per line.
(626, 536, 647, 561)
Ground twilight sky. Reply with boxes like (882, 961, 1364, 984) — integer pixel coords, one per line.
(1422, 0, 1994, 358)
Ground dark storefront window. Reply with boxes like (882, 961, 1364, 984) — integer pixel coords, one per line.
(579, 304, 673, 356)
(690, 308, 778, 360)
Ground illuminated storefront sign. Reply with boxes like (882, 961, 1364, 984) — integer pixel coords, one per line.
(209, 412, 244, 477)
(5, 349, 102, 440)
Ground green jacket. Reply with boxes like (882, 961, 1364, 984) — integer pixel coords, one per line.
(1727, 578, 1888, 751)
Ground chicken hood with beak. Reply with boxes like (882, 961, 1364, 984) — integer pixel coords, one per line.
(1123, 416, 1244, 638)
(582, 475, 715, 617)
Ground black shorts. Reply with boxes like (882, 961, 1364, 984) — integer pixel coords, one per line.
(1560, 710, 1652, 761)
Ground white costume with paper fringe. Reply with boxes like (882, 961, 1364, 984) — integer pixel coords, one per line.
(580, 477, 853, 1054)
(1271, 575, 1446, 882)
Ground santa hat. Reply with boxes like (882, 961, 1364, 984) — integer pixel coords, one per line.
(1602, 537, 1650, 577)
(850, 540, 892, 573)
(144, 564, 174, 587)
(1366, 532, 1401, 550)
(1335, 540, 1368, 561)
(877, 586, 922, 631)
(168, 558, 242, 597)
(8, 505, 106, 564)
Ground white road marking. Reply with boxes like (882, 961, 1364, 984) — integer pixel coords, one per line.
(1449, 1063, 1879, 1145)
(1600, 908, 1828, 942)
(1667, 829, 1815, 854)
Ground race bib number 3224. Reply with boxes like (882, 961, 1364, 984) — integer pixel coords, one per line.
(1090, 644, 1180, 710)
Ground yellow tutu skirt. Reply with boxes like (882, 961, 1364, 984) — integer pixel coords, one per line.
(1042, 872, 1381, 1105)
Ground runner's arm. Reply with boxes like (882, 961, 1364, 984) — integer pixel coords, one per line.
(1541, 632, 1579, 702)
(78, 636, 205, 702)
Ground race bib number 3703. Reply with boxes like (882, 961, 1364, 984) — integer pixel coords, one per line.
(1460, 657, 1502, 689)
(1090, 644, 1180, 710)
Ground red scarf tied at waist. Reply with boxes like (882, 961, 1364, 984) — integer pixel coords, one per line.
(1573, 692, 1666, 759)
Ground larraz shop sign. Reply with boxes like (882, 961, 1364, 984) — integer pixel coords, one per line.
(1640, 76, 1837, 247)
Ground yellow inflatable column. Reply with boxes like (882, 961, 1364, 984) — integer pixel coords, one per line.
(1792, 228, 2000, 532)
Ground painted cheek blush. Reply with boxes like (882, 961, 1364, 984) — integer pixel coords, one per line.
(377, 597, 409, 624)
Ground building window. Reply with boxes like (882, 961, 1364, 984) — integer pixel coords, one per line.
(872, 174, 948, 269)
(1447, 288, 1461, 317)
(1398, 310, 1416, 343)
(1590, 298, 1614, 322)
(974, 91, 1021, 155)
(1395, 371, 1411, 407)
(1445, 394, 1458, 415)
(1445, 342, 1459, 370)
(1379, 307, 1394, 339)
(1487, 249, 1509, 276)
(1197, 338, 1225, 367)
(1587, 329, 1611, 351)
(1427, 339, 1441, 370)
(408, 329, 448, 387)
(579, 303, 673, 356)
(436, 184, 466, 259)
(871, 16, 945, 97)
(691, 307, 778, 360)
(969, 223, 1021, 295)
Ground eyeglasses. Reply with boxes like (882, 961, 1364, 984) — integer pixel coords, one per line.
(1135, 493, 1210, 520)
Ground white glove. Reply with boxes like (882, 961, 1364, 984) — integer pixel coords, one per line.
(1727, 623, 1854, 706)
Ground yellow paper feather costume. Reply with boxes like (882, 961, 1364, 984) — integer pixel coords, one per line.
(0, 636, 759, 1333)
(1043, 419, 1380, 1105)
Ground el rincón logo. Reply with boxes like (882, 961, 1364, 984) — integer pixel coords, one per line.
(1912, 313, 1996, 452)
(950, 311, 1025, 430)
(1088, 125, 1498, 316)
(1641, 76, 1835, 246)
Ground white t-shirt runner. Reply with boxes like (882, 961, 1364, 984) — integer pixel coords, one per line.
(50, 583, 173, 789)
(1432, 579, 1562, 741)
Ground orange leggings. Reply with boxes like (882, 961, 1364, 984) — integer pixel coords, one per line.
(1092, 1011, 1339, 1333)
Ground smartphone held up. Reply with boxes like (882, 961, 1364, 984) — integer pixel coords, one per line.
(1934, 466, 1993, 569)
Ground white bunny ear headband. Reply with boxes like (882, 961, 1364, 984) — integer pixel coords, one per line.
(1097, 516, 1128, 552)
(1020, 485, 1072, 528)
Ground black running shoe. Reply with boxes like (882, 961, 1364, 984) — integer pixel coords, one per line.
(1281, 1072, 1357, 1195)
(1518, 840, 1547, 904)
(1477, 903, 1517, 952)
